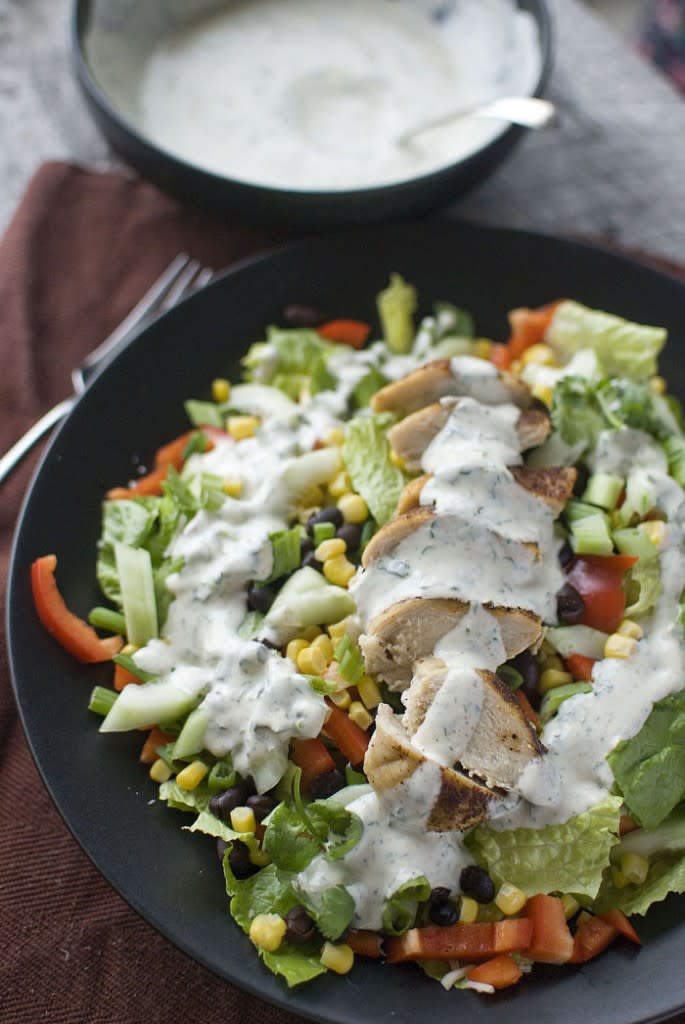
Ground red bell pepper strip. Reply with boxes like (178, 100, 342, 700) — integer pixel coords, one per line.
(566, 554, 638, 635)
(139, 726, 175, 765)
(290, 737, 336, 792)
(345, 929, 384, 958)
(385, 919, 532, 964)
(600, 909, 641, 945)
(31, 555, 123, 663)
(106, 430, 215, 499)
(513, 688, 540, 725)
(507, 301, 562, 359)
(565, 653, 596, 682)
(322, 701, 370, 765)
(489, 343, 513, 371)
(114, 662, 141, 692)
(525, 894, 575, 964)
(568, 913, 618, 963)
(466, 953, 523, 989)
(317, 319, 371, 349)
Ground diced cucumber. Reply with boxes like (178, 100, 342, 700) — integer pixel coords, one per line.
(569, 513, 614, 556)
(582, 472, 624, 511)
(565, 500, 610, 525)
(100, 672, 205, 733)
(612, 526, 658, 561)
(615, 468, 655, 527)
(184, 399, 224, 429)
(545, 625, 609, 660)
(262, 566, 355, 644)
(228, 383, 297, 419)
(377, 273, 417, 354)
(115, 542, 158, 646)
(172, 707, 209, 760)
(282, 448, 341, 499)
(540, 682, 593, 724)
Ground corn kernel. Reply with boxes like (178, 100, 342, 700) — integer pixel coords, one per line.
(315, 537, 347, 561)
(604, 633, 638, 660)
(299, 485, 326, 509)
(149, 757, 172, 783)
(176, 760, 209, 791)
(541, 654, 565, 673)
(249, 845, 272, 867)
(297, 645, 328, 676)
(539, 668, 574, 694)
(249, 914, 286, 952)
(322, 427, 346, 447)
(323, 555, 356, 587)
(327, 618, 351, 640)
(320, 942, 354, 975)
(212, 378, 230, 403)
(620, 852, 649, 885)
(649, 375, 667, 395)
(121, 643, 140, 656)
(617, 619, 643, 640)
(642, 520, 666, 546)
(328, 688, 352, 709)
(389, 448, 406, 470)
(310, 633, 334, 664)
(495, 883, 527, 916)
(472, 338, 493, 360)
(611, 866, 629, 889)
(301, 624, 322, 642)
(230, 806, 257, 833)
(531, 383, 554, 407)
(222, 477, 243, 498)
(521, 342, 557, 368)
(459, 897, 479, 924)
(348, 701, 374, 731)
(561, 894, 580, 920)
(227, 415, 260, 440)
(357, 674, 382, 709)
(338, 493, 369, 524)
(510, 358, 522, 375)
(286, 638, 309, 663)
(329, 471, 352, 498)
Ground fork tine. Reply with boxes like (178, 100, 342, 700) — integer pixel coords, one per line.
(160, 258, 203, 309)
(78, 253, 192, 377)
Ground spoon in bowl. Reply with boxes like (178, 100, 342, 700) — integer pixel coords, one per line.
(397, 96, 556, 147)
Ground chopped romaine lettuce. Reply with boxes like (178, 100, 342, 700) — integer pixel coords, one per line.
(467, 796, 622, 899)
(547, 300, 666, 380)
(343, 413, 405, 526)
(607, 690, 685, 829)
(241, 327, 335, 398)
(383, 876, 431, 935)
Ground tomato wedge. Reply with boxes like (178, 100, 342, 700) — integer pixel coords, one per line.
(317, 319, 371, 349)
(31, 555, 123, 663)
(322, 701, 370, 765)
(507, 301, 562, 359)
(290, 737, 336, 791)
(566, 554, 638, 634)
(565, 653, 596, 682)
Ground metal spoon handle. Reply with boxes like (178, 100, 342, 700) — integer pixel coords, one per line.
(399, 96, 556, 146)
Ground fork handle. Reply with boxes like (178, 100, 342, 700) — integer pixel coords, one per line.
(0, 398, 75, 485)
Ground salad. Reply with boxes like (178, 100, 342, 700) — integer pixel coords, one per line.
(31, 277, 685, 994)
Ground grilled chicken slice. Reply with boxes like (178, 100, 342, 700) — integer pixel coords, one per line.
(403, 658, 546, 789)
(360, 598, 542, 689)
(361, 508, 540, 569)
(388, 401, 551, 472)
(396, 466, 576, 517)
(371, 359, 532, 417)
(364, 705, 495, 831)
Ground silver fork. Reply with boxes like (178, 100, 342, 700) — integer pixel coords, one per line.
(0, 254, 214, 485)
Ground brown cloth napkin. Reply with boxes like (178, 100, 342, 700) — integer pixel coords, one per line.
(0, 161, 310, 1024)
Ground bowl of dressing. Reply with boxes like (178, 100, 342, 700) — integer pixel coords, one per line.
(72, 0, 553, 227)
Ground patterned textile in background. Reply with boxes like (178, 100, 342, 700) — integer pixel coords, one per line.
(638, 0, 685, 92)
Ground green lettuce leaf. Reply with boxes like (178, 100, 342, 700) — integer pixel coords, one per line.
(158, 779, 211, 813)
(624, 556, 661, 619)
(551, 377, 607, 449)
(263, 798, 362, 871)
(594, 809, 685, 915)
(607, 690, 685, 829)
(343, 413, 405, 526)
(595, 378, 682, 439)
(242, 327, 335, 398)
(298, 884, 355, 941)
(382, 876, 431, 936)
(467, 796, 622, 899)
(547, 300, 666, 380)
(97, 498, 160, 603)
(261, 943, 327, 987)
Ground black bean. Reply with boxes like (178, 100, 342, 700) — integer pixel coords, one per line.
(284, 906, 316, 944)
(429, 887, 451, 904)
(309, 768, 346, 800)
(510, 649, 542, 708)
(283, 304, 326, 328)
(460, 865, 496, 904)
(246, 793, 276, 822)
(307, 505, 343, 532)
(556, 582, 585, 624)
(228, 840, 257, 879)
(337, 523, 362, 551)
(208, 779, 255, 822)
(428, 899, 460, 926)
(558, 541, 574, 569)
(247, 585, 275, 613)
(302, 551, 323, 572)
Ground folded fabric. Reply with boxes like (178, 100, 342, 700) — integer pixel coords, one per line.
(0, 161, 310, 1024)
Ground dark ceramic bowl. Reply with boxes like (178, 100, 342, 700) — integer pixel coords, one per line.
(71, 0, 553, 228)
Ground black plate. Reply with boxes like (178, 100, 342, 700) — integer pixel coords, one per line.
(8, 222, 685, 1024)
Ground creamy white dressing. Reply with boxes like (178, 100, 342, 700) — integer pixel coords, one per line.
(130, 0, 541, 191)
(296, 789, 472, 930)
